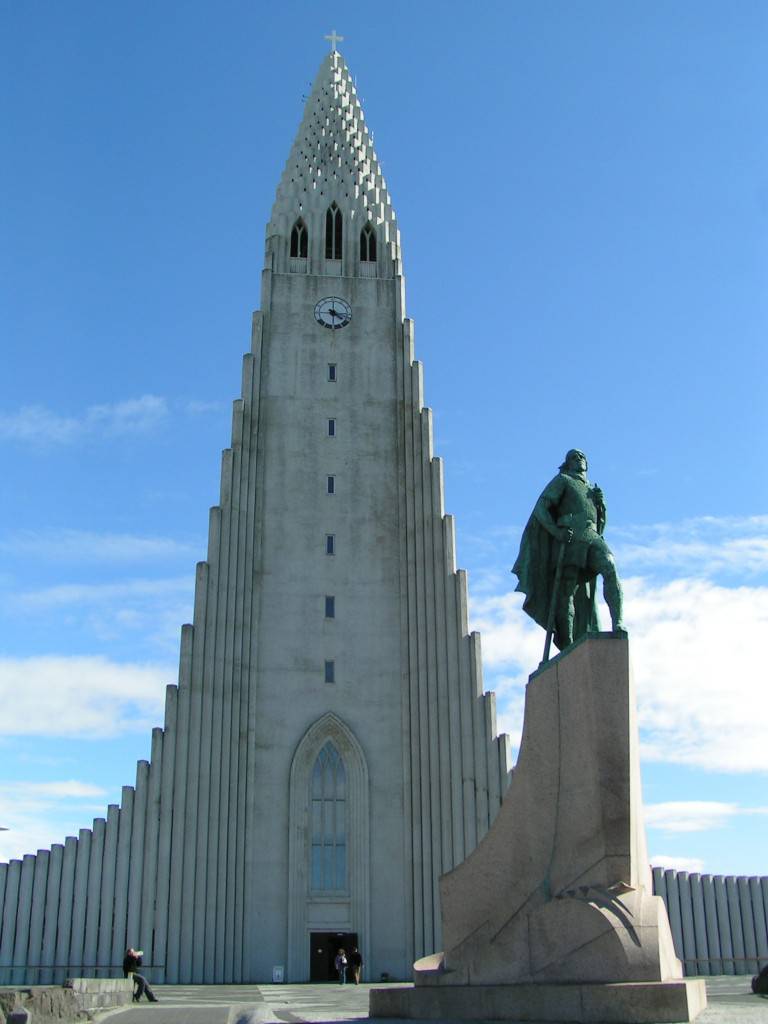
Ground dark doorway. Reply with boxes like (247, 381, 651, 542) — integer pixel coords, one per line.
(309, 931, 358, 982)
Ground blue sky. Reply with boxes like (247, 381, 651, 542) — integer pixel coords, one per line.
(1, 1, 767, 877)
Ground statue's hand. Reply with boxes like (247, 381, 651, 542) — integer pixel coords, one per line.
(557, 526, 573, 544)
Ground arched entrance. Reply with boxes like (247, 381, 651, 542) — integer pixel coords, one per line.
(286, 713, 370, 981)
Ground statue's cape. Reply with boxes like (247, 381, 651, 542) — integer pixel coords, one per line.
(512, 514, 600, 651)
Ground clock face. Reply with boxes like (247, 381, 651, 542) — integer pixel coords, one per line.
(314, 296, 352, 330)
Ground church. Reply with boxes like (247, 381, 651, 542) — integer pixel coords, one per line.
(0, 44, 510, 985)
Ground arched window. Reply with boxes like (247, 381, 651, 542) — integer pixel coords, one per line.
(290, 218, 308, 258)
(310, 740, 347, 891)
(325, 203, 342, 260)
(360, 224, 377, 262)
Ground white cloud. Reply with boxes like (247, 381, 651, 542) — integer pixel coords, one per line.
(0, 573, 193, 657)
(12, 575, 192, 610)
(0, 405, 82, 444)
(0, 395, 168, 445)
(0, 780, 110, 863)
(6, 780, 106, 800)
(184, 399, 226, 415)
(0, 529, 198, 564)
(645, 801, 768, 833)
(650, 855, 706, 874)
(612, 515, 768, 577)
(0, 656, 171, 738)
(473, 575, 768, 773)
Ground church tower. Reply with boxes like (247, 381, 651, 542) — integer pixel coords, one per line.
(0, 46, 509, 985)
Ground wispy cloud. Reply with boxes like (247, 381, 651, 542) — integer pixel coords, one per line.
(612, 516, 768, 577)
(7, 780, 107, 800)
(0, 395, 169, 445)
(183, 399, 226, 415)
(0, 779, 111, 863)
(11, 576, 192, 610)
(0, 656, 171, 738)
(0, 571, 193, 656)
(650, 855, 706, 874)
(473, 575, 768, 774)
(0, 529, 199, 564)
(645, 801, 768, 833)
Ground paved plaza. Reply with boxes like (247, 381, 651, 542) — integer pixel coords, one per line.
(97, 976, 767, 1024)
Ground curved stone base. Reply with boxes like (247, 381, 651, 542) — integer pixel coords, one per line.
(369, 978, 707, 1023)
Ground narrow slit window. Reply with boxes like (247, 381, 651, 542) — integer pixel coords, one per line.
(328, 363, 337, 382)
(326, 534, 335, 555)
(360, 223, 377, 262)
(328, 418, 336, 437)
(325, 595, 335, 619)
(325, 203, 342, 259)
(324, 660, 335, 684)
(327, 475, 335, 494)
(290, 218, 308, 258)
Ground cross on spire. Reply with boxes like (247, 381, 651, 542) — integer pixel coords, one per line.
(324, 29, 344, 52)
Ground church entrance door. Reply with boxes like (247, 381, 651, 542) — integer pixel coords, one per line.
(309, 931, 358, 982)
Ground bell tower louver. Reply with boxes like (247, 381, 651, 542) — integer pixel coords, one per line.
(0, 48, 510, 985)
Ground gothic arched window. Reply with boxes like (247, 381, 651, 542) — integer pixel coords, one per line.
(325, 203, 342, 260)
(310, 740, 347, 891)
(360, 224, 377, 262)
(290, 218, 308, 258)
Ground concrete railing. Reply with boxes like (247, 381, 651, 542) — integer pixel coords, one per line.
(653, 867, 768, 976)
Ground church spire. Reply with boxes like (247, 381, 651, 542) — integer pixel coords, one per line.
(266, 50, 400, 274)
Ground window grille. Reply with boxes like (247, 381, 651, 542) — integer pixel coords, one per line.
(290, 218, 308, 258)
(360, 223, 377, 262)
(310, 741, 347, 890)
(325, 203, 343, 260)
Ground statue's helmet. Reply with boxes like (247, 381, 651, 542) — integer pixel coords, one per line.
(560, 448, 588, 472)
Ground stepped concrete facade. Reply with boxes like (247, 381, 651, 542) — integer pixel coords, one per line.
(0, 49, 510, 985)
(653, 868, 768, 977)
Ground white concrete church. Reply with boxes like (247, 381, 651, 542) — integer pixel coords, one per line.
(0, 44, 511, 985)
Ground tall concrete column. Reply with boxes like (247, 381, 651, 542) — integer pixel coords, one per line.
(83, 820, 105, 973)
(40, 845, 63, 983)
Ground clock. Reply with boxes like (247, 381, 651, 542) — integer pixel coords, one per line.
(314, 296, 352, 330)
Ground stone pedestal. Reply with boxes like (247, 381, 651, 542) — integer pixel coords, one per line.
(370, 634, 707, 1022)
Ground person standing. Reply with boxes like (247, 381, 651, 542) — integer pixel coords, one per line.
(334, 948, 348, 985)
(348, 946, 363, 984)
(122, 947, 159, 1002)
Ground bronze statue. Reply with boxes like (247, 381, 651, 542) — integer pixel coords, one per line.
(513, 449, 625, 658)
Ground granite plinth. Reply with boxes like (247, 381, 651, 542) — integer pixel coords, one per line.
(370, 979, 707, 1023)
(370, 636, 707, 1023)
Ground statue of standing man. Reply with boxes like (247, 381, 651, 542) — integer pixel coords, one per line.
(513, 449, 625, 655)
